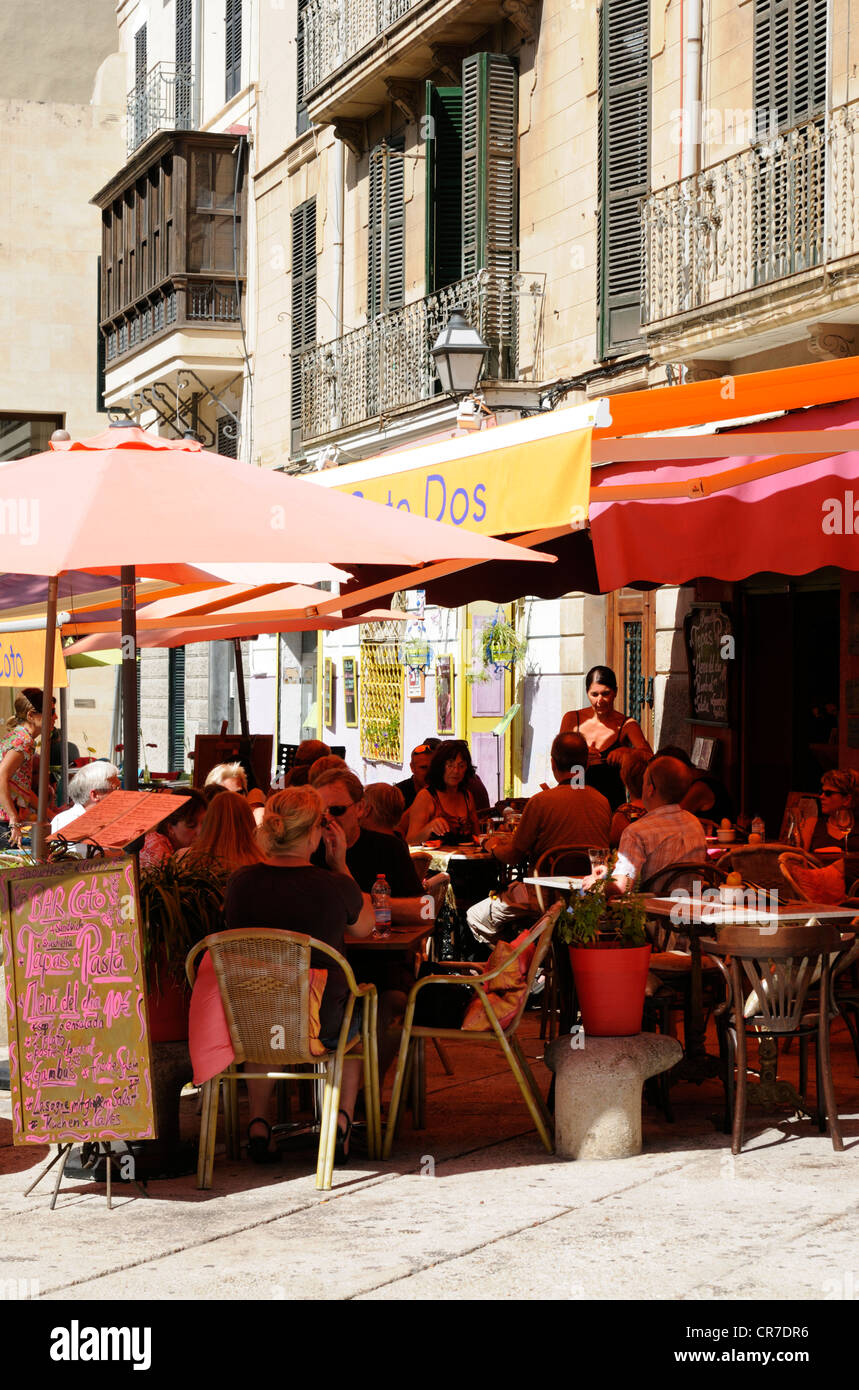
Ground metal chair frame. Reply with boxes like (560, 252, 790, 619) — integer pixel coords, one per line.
(186, 928, 380, 1191)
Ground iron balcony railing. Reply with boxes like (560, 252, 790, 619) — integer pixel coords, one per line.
(299, 271, 541, 444)
(103, 275, 242, 366)
(643, 101, 859, 325)
(302, 0, 419, 93)
(126, 63, 200, 157)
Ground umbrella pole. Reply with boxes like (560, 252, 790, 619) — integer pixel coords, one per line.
(59, 685, 69, 806)
(34, 575, 59, 861)
(233, 638, 250, 739)
(121, 566, 138, 791)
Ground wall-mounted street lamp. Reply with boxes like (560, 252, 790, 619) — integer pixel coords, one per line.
(430, 306, 490, 397)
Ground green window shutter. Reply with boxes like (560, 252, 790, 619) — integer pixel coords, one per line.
(368, 137, 405, 318)
(168, 647, 186, 773)
(135, 24, 147, 84)
(297, 0, 310, 135)
(291, 198, 317, 453)
(176, 0, 192, 125)
(754, 0, 826, 133)
(226, 0, 242, 102)
(461, 52, 518, 376)
(425, 84, 463, 292)
(598, 0, 650, 358)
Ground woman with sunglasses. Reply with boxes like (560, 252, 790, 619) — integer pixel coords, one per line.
(800, 769, 859, 854)
(406, 740, 481, 845)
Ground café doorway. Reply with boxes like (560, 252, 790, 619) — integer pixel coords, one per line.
(740, 573, 841, 834)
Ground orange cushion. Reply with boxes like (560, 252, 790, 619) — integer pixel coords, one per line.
(789, 860, 846, 905)
(461, 931, 536, 1032)
(307, 969, 329, 1056)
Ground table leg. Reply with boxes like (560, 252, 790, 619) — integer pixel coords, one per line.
(673, 931, 721, 1083)
(745, 1033, 813, 1116)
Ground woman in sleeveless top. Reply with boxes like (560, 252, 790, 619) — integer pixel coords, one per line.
(559, 666, 652, 812)
(407, 740, 481, 845)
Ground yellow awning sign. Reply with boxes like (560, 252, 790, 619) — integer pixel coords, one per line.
(0, 630, 67, 687)
(313, 414, 594, 536)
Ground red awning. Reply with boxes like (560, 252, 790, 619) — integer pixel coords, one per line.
(590, 399, 859, 590)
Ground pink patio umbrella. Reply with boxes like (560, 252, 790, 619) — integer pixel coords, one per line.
(2, 423, 553, 853)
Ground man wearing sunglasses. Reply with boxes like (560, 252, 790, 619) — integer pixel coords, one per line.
(394, 739, 441, 811)
(312, 767, 424, 916)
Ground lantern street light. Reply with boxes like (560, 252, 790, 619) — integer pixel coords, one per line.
(430, 306, 490, 397)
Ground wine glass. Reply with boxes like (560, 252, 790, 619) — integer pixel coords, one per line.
(830, 806, 854, 852)
(588, 846, 609, 874)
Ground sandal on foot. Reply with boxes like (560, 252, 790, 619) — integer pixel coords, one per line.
(334, 1110, 352, 1168)
(247, 1117, 278, 1165)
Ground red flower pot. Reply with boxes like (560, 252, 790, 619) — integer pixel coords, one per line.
(568, 943, 652, 1037)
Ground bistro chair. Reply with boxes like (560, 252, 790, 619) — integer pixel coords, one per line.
(185, 929, 381, 1191)
(383, 905, 562, 1158)
(723, 844, 822, 897)
(410, 850, 434, 883)
(702, 923, 846, 1154)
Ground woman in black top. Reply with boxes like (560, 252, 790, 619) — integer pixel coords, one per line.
(560, 666, 652, 811)
(224, 785, 374, 1163)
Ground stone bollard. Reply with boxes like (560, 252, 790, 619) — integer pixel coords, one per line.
(546, 1032, 681, 1159)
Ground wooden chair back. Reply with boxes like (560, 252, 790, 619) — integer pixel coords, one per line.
(533, 845, 593, 912)
(641, 859, 727, 896)
(713, 922, 843, 1033)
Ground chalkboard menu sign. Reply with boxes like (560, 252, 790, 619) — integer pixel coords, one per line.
(0, 857, 156, 1147)
(684, 603, 733, 726)
(343, 657, 358, 729)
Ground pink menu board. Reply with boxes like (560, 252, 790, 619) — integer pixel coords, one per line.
(0, 857, 156, 1146)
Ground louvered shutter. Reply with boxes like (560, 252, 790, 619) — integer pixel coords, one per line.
(461, 52, 518, 375)
(168, 647, 186, 773)
(297, 0, 309, 135)
(754, 0, 826, 132)
(226, 0, 242, 102)
(176, 0, 192, 126)
(367, 137, 405, 318)
(425, 84, 463, 292)
(291, 198, 317, 453)
(597, 0, 649, 356)
(135, 24, 147, 84)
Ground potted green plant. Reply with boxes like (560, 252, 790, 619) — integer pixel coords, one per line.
(139, 857, 230, 1042)
(467, 614, 529, 684)
(555, 873, 651, 1036)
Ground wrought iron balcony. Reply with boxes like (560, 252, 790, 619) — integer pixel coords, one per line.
(303, 0, 418, 93)
(127, 63, 200, 157)
(643, 102, 859, 327)
(299, 271, 540, 445)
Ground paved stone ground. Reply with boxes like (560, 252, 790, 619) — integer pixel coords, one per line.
(1, 1013, 857, 1303)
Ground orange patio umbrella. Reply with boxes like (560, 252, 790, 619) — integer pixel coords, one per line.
(2, 423, 553, 853)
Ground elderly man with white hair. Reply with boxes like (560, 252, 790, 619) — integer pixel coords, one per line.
(51, 761, 121, 855)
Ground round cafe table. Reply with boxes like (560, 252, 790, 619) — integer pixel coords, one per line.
(410, 843, 502, 957)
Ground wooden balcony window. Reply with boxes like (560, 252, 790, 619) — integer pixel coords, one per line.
(94, 132, 245, 369)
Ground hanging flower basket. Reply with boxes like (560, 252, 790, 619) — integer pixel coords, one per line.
(467, 614, 529, 685)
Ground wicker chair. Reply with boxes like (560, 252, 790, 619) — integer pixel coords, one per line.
(702, 923, 846, 1154)
(383, 905, 562, 1157)
(723, 843, 821, 896)
(186, 929, 381, 1191)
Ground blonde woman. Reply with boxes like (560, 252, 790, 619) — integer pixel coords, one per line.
(178, 791, 263, 874)
(204, 762, 248, 796)
(0, 688, 54, 848)
(224, 786, 374, 1163)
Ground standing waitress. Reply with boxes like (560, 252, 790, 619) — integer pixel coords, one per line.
(560, 666, 652, 811)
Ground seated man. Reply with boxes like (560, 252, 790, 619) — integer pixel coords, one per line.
(51, 761, 121, 856)
(595, 755, 706, 896)
(311, 768, 424, 918)
(395, 740, 440, 812)
(466, 733, 610, 948)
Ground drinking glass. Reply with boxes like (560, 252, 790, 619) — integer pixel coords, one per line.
(588, 847, 609, 874)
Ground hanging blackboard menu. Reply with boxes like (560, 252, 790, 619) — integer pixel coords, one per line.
(343, 657, 358, 729)
(0, 856, 156, 1147)
(684, 603, 733, 726)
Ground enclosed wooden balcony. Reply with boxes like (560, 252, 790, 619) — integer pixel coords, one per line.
(93, 132, 246, 381)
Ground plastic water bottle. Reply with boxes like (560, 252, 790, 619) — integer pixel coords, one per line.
(751, 814, 766, 840)
(371, 873, 391, 938)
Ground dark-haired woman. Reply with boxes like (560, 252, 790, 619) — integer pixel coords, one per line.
(139, 788, 207, 868)
(406, 741, 481, 845)
(560, 665, 652, 811)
